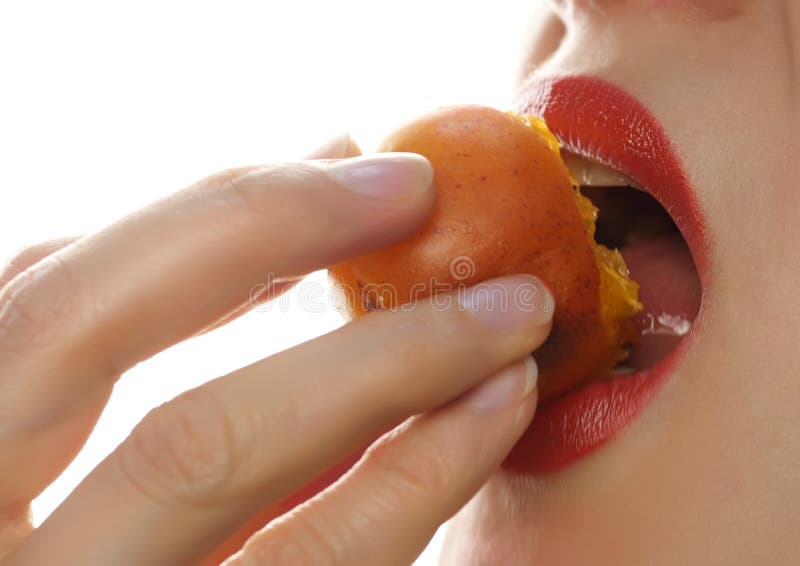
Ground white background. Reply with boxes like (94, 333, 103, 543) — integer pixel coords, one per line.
(1, 1, 532, 563)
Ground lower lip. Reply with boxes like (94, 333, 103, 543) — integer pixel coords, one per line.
(503, 335, 691, 474)
(504, 75, 708, 475)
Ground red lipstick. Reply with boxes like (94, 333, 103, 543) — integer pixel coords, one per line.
(505, 75, 709, 474)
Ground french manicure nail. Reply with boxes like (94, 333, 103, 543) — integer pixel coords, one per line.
(459, 274, 554, 332)
(327, 153, 433, 199)
(468, 356, 538, 412)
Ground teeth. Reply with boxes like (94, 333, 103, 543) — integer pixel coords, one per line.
(562, 152, 646, 191)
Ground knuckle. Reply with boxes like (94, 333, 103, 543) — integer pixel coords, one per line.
(223, 163, 326, 227)
(118, 388, 242, 507)
(0, 238, 68, 287)
(390, 313, 464, 359)
(365, 422, 455, 501)
(1, 245, 44, 284)
(0, 254, 89, 350)
(245, 518, 343, 566)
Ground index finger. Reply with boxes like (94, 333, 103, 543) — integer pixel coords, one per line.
(0, 146, 433, 506)
(7, 276, 553, 565)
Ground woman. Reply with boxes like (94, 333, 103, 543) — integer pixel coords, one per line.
(2, 1, 797, 564)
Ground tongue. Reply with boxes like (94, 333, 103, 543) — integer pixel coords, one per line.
(621, 234, 702, 369)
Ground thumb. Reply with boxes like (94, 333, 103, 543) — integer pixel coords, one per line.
(305, 132, 362, 160)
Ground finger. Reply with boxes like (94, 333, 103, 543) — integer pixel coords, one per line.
(0, 140, 431, 506)
(8, 276, 554, 565)
(195, 135, 363, 336)
(0, 236, 81, 289)
(199, 449, 365, 566)
(0, 135, 358, 309)
(0, 150, 432, 396)
(227, 358, 538, 566)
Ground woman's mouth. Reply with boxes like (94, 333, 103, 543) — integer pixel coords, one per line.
(569, 155, 702, 375)
(504, 75, 708, 475)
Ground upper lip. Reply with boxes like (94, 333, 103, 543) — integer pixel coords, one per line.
(513, 74, 710, 286)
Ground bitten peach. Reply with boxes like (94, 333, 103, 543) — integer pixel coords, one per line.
(329, 105, 642, 401)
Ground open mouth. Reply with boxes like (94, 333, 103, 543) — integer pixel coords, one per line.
(563, 151, 702, 379)
(504, 75, 709, 475)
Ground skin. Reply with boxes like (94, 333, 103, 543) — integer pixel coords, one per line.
(2, 2, 798, 564)
(0, 134, 555, 564)
(443, 1, 800, 564)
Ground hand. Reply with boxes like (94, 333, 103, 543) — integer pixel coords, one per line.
(0, 135, 553, 565)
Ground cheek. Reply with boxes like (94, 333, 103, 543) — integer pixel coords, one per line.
(517, 4, 567, 85)
(442, 477, 623, 565)
(648, 0, 745, 20)
(441, 485, 525, 565)
(554, 0, 744, 20)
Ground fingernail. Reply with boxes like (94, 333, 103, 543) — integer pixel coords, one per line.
(459, 274, 554, 332)
(327, 153, 433, 199)
(305, 132, 355, 160)
(468, 356, 538, 412)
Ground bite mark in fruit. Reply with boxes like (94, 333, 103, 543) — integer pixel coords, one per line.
(329, 105, 642, 402)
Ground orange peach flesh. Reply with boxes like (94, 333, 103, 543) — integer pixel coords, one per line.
(329, 106, 642, 401)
